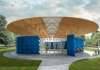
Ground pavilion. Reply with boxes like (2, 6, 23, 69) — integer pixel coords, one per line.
(7, 17, 98, 56)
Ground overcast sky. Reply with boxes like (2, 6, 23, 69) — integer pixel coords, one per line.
(0, 0, 100, 30)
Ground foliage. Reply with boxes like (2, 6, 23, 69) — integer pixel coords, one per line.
(0, 15, 7, 31)
(0, 15, 16, 46)
(0, 30, 16, 45)
(85, 31, 100, 47)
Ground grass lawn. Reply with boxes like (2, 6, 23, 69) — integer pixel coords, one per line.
(0, 47, 41, 70)
(69, 58, 100, 70)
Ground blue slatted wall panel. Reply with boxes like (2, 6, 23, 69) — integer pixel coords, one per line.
(16, 36, 40, 54)
(67, 34, 76, 56)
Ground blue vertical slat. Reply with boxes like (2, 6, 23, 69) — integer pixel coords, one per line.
(67, 34, 76, 56)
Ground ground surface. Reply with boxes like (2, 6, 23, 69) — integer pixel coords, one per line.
(69, 58, 100, 70)
(3, 47, 100, 70)
(4, 51, 91, 70)
(0, 47, 41, 70)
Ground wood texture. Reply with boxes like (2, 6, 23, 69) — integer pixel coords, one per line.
(7, 17, 98, 38)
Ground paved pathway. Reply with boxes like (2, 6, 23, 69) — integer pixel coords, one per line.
(3, 51, 99, 70)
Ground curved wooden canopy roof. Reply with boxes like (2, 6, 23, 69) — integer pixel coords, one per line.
(7, 17, 98, 38)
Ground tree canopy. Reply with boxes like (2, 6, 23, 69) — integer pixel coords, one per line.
(85, 31, 100, 47)
(0, 15, 16, 46)
(0, 15, 7, 30)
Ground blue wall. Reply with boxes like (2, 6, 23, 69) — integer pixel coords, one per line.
(67, 34, 84, 56)
(75, 37, 84, 52)
(16, 36, 40, 54)
(67, 34, 76, 56)
(16, 35, 84, 56)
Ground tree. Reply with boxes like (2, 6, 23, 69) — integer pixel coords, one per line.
(0, 15, 7, 31)
(0, 30, 16, 46)
(85, 31, 100, 47)
(0, 15, 16, 46)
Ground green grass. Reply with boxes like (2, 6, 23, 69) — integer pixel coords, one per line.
(0, 47, 41, 70)
(69, 58, 100, 70)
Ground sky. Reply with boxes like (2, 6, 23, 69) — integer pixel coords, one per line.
(0, 0, 100, 30)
